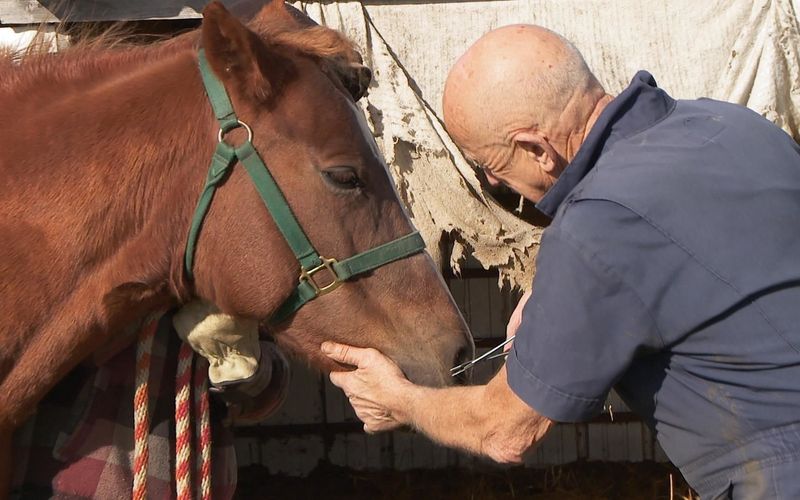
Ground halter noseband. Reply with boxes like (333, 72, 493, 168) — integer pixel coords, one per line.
(184, 49, 426, 324)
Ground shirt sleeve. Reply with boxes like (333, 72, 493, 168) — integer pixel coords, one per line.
(506, 222, 663, 422)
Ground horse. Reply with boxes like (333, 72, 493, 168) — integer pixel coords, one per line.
(0, 1, 473, 495)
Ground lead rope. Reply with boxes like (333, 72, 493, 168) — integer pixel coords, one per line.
(133, 324, 212, 500)
(175, 341, 214, 500)
(175, 342, 195, 499)
(193, 357, 213, 500)
(133, 321, 158, 500)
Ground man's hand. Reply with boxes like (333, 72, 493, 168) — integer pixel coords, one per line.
(322, 342, 414, 433)
(505, 290, 532, 351)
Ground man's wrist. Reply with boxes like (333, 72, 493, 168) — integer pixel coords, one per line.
(390, 379, 421, 426)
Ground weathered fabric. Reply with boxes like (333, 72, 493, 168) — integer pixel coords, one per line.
(289, 0, 800, 289)
(11, 315, 237, 500)
(507, 71, 800, 498)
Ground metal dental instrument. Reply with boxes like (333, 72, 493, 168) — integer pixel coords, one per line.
(451, 336, 515, 377)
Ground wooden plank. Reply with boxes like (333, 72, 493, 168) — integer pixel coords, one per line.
(0, 0, 503, 24)
(653, 440, 670, 463)
(486, 276, 506, 337)
(575, 423, 589, 460)
(527, 423, 563, 465)
(624, 422, 645, 462)
(323, 372, 354, 423)
(345, 433, 368, 470)
(429, 442, 450, 469)
(0, 0, 202, 23)
(465, 277, 492, 337)
(559, 424, 579, 464)
(392, 431, 415, 470)
(233, 437, 260, 467)
(364, 433, 391, 470)
(259, 361, 323, 425)
(260, 436, 325, 475)
(586, 423, 606, 461)
(605, 424, 628, 461)
(0, 0, 57, 24)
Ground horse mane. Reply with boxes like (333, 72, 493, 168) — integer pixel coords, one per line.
(0, 14, 362, 95)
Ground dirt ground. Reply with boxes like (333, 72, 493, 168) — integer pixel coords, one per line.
(236, 461, 696, 500)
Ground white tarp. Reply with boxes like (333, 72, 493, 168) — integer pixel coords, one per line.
(292, 0, 800, 289)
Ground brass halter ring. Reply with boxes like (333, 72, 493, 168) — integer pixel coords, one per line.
(218, 119, 253, 144)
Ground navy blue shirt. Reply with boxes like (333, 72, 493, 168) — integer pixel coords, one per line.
(506, 71, 800, 495)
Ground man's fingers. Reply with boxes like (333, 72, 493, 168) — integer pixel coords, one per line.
(328, 370, 351, 389)
(321, 341, 370, 367)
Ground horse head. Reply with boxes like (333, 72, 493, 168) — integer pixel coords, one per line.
(184, 2, 473, 386)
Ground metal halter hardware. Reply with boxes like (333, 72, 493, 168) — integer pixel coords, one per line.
(184, 49, 426, 324)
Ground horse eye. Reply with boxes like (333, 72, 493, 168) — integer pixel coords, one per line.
(321, 167, 363, 191)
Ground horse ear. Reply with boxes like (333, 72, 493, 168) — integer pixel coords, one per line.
(201, 1, 284, 102)
(253, 0, 296, 25)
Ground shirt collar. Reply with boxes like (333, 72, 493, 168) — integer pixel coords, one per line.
(535, 70, 677, 218)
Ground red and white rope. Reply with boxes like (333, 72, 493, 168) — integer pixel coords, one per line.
(193, 358, 213, 500)
(175, 341, 195, 500)
(132, 321, 157, 500)
(133, 324, 213, 500)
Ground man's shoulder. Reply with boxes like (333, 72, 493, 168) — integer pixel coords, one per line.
(544, 198, 650, 267)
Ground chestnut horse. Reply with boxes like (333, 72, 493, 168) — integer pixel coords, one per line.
(0, 1, 473, 494)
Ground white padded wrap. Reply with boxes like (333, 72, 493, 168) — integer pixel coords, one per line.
(172, 300, 260, 386)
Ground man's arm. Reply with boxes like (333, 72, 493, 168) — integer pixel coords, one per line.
(322, 342, 554, 463)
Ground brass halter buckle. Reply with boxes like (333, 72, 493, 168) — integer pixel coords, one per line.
(299, 257, 343, 296)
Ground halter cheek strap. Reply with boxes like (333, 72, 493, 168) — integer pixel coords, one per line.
(185, 49, 426, 325)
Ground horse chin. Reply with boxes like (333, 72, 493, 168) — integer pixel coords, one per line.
(392, 355, 454, 388)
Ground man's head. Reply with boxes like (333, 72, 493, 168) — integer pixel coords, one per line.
(443, 25, 609, 202)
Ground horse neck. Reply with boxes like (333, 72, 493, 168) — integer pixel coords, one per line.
(92, 47, 216, 298)
(3, 43, 213, 303)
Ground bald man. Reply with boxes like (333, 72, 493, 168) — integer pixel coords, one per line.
(322, 25, 800, 499)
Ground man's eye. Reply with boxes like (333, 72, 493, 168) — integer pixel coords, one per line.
(322, 167, 363, 190)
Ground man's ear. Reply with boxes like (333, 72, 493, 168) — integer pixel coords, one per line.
(201, 1, 289, 103)
(512, 130, 561, 175)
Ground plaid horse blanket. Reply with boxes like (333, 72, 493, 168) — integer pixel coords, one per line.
(11, 314, 237, 499)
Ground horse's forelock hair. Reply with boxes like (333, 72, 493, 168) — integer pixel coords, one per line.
(269, 25, 360, 64)
(261, 23, 368, 100)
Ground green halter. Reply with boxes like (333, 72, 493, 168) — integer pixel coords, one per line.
(184, 50, 426, 324)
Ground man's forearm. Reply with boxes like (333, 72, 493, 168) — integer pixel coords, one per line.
(395, 367, 553, 463)
(323, 343, 553, 463)
(397, 383, 490, 456)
